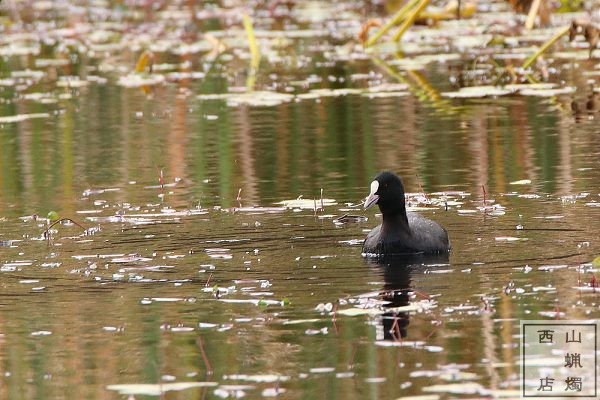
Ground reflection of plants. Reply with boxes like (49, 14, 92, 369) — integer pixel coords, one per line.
(197, 338, 213, 377)
(372, 57, 455, 115)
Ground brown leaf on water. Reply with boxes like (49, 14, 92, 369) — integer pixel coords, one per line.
(569, 20, 600, 58)
(358, 19, 381, 45)
(135, 50, 154, 74)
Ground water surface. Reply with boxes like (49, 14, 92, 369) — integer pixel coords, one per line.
(1, 1, 600, 399)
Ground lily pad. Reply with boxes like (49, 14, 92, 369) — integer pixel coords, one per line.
(362, 91, 409, 99)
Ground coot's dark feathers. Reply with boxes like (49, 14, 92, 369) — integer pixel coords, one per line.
(363, 212, 450, 255)
(363, 172, 450, 256)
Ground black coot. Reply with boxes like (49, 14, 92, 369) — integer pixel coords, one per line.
(363, 172, 450, 256)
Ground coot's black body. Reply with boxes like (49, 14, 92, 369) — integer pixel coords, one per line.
(363, 172, 450, 256)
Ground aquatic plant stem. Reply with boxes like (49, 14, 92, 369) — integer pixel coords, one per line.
(371, 57, 453, 114)
(197, 338, 213, 376)
(521, 25, 570, 70)
(348, 344, 357, 369)
(332, 304, 339, 335)
(482, 185, 487, 210)
(320, 188, 324, 211)
(390, 317, 403, 341)
(43, 218, 87, 239)
(243, 15, 261, 90)
(365, 0, 420, 48)
(415, 174, 429, 201)
(392, 0, 432, 42)
(525, 0, 542, 30)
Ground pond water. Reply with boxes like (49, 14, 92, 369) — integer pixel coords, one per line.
(1, 1, 600, 399)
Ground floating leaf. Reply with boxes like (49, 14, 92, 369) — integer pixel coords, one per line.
(57, 77, 89, 88)
(422, 382, 485, 395)
(276, 198, 337, 209)
(47, 211, 59, 222)
(398, 396, 440, 400)
(573, 286, 598, 292)
(223, 374, 290, 383)
(31, 330, 52, 336)
(361, 91, 410, 99)
(0, 113, 50, 123)
(532, 286, 557, 292)
(387, 300, 437, 312)
(106, 382, 217, 396)
(198, 91, 294, 107)
(226, 206, 286, 213)
(495, 236, 523, 242)
(297, 88, 363, 99)
(282, 318, 321, 325)
(337, 307, 384, 316)
(504, 83, 558, 91)
(262, 387, 287, 397)
(538, 310, 565, 318)
(309, 367, 335, 373)
(518, 86, 576, 96)
(117, 74, 165, 88)
(441, 86, 513, 98)
(510, 179, 532, 185)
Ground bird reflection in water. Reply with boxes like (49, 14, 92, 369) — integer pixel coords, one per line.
(366, 253, 450, 341)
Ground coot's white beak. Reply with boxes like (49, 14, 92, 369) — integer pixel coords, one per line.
(364, 180, 379, 209)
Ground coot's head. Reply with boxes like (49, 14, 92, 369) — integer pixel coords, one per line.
(364, 172, 407, 217)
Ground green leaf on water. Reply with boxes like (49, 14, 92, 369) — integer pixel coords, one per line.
(47, 211, 59, 222)
(281, 298, 291, 307)
(592, 256, 600, 268)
